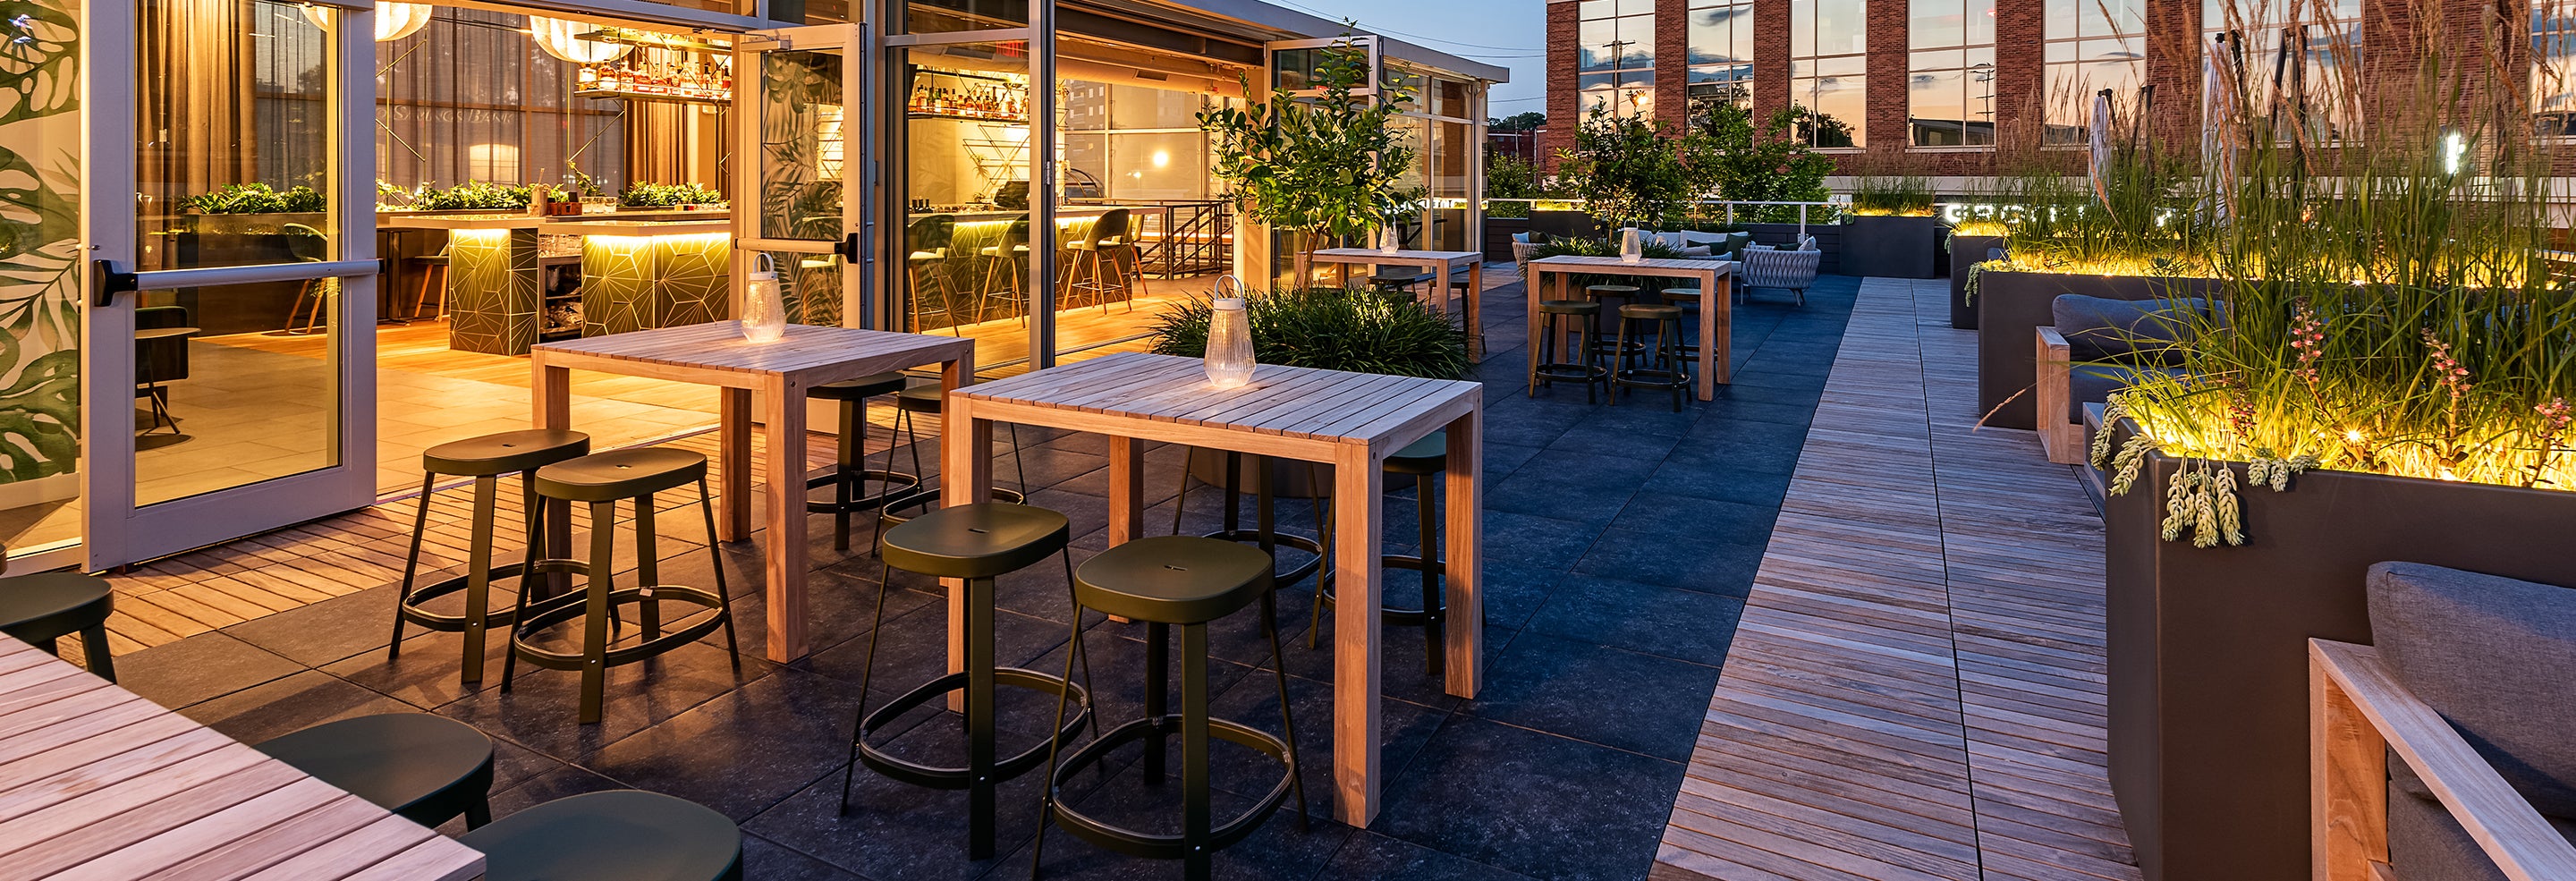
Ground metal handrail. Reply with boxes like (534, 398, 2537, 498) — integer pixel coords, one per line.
(1479, 198, 1849, 235)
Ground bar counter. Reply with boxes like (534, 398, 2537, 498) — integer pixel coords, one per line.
(379, 210, 733, 355)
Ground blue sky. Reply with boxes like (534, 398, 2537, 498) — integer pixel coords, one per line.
(1263, 0, 1548, 120)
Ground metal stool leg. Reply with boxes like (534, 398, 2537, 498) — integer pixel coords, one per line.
(967, 574, 999, 860)
(1181, 622, 1212, 881)
(389, 472, 436, 658)
(462, 476, 499, 683)
(579, 500, 617, 724)
(1417, 471, 1443, 677)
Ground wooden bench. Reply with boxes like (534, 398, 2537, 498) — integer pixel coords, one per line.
(2309, 639, 2576, 881)
(2034, 326, 2084, 464)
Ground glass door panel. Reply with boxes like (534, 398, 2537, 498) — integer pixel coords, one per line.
(900, 39, 1030, 371)
(740, 24, 863, 330)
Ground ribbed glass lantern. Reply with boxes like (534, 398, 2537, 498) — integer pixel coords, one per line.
(741, 253, 788, 343)
(1204, 295, 1255, 389)
(1621, 227, 1644, 264)
(1378, 225, 1401, 254)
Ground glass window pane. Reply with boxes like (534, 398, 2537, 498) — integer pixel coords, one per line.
(136, 280, 340, 505)
(1812, 75, 1866, 146)
(903, 0, 1027, 33)
(758, 47, 847, 242)
(142, 0, 338, 270)
(902, 40, 1030, 371)
(1106, 132, 1205, 199)
(1579, 19, 1616, 72)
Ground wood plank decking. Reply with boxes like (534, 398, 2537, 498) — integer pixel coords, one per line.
(1655, 278, 2140, 881)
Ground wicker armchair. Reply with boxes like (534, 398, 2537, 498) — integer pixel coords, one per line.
(1738, 242, 1821, 306)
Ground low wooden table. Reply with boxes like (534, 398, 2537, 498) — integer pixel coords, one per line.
(945, 352, 1483, 828)
(1308, 248, 1487, 360)
(1526, 255, 1736, 400)
(532, 322, 975, 662)
(0, 636, 484, 880)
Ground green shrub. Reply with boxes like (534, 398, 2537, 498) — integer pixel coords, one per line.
(412, 182, 560, 211)
(1148, 287, 1469, 379)
(1848, 172, 1936, 216)
(620, 182, 726, 207)
(185, 182, 324, 215)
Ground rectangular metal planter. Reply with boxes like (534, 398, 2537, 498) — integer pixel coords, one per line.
(1947, 233, 2003, 329)
(2102, 424, 2576, 881)
(1974, 270, 2224, 430)
(1838, 215, 1937, 278)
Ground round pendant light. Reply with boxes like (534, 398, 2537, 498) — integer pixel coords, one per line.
(529, 16, 631, 64)
(303, 2, 433, 43)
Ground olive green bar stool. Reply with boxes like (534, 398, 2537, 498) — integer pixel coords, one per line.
(255, 713, 495, 829)
(391, 429, 592, 686)
(877, 379, 1030, 528)
(1033, 536, 1305, 881)
(1309, 431, 1452, 675)
(804, 371, 920, 552)
(1170, 450, 1328, 590)
(502, 447, 739, 724)
(1611, 302, 1691, 411)
(1586, 284, 1648, 360)
(1532, 300, 1609, 402)
(460, 790, 742, 881)
(842, 502, 1091, 860)
(0, 572, 115, 681)
(1661, 287, 1705, 361)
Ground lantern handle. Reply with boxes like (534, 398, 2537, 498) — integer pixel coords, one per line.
(1213, 274, 1246, 301)
(754, 252, 778, 275)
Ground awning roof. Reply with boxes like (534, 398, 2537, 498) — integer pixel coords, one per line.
(1068, 0, 1513, 83)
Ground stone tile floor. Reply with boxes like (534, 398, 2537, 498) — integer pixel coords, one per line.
(112, 275, 1861, 881)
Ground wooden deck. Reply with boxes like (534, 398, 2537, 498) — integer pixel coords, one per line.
(1654, 278, 2140, 881)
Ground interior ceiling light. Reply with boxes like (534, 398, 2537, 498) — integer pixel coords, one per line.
(529, 16, 632, 64)
(304, 1, 433, 42)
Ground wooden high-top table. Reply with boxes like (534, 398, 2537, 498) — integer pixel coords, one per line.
(944, 352, 1483, 828)
(1307, 248, 1487, 360)
(0, 636, 485, 880)
(533, 323, 976, 662)
(1526, 255, 1736, 399)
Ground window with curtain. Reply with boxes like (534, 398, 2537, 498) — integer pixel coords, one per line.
(1578, 0, 1657, 118)
(377, 7, 627, 193)
(1791, 0, 1867, 147)
(1909, 0, 1995, 146)
(2043, 0, 2143, 145)
(1688, 0, 1755, 114)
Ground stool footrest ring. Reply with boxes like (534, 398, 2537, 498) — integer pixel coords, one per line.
(1199, 529, 1324, 589)
(1317, 555, 1447, 625)
(804, 469, 924, 515)
(1045, 715, 1297, 857)
(856, 667, 1091, 788)
(877, 487, 1029, 529)
(508, 583, 729, 671)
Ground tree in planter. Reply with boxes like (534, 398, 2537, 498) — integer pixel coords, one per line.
(1199, 37, 1417, 284)
(1692, 102, 1835, 224)
(1483, 154, 1545, 219)
(1552, 105, 1714, 230)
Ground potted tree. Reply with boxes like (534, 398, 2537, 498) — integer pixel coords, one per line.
(1199, 35, 1416, 285)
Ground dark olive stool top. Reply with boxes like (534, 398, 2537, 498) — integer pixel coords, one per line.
(394, 429, 592, 687)
(254, 713, 495, 829)
(1037, 535, 1305, 881)
(0, 572, 115, 682)
(1611, 302, 1691, 411)
(1531, 300, 1609, 402)
(458, 790, 742, 881)
(844, 502, 1089, 860)
(1311, 432, 1453, 675)
(806, 371, 918, 551)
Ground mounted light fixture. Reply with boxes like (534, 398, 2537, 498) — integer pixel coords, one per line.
(303, 1, 432, 42)
(529, 16, 631, 64)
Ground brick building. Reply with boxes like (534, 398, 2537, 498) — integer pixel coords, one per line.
(1542, 0, 2553, 185)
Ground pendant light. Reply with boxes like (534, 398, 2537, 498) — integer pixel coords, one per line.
(302, 1, 433, 42)
(529, 16, 631, 64)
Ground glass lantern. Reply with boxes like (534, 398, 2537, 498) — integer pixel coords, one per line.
(1204, 277, 1255, 388)
(741, 253, 788, 343)
(1621, 228, 1644, 264)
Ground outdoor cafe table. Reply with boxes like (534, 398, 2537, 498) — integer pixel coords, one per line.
(0, 636, 485, 880)
(1525, 255, 1737, 400)
(532, 323, 976, 663)
(1306, 248, 1488, 360)
(942, 351, 1483, 827)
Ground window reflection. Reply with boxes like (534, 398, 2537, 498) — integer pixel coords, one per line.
(2202, 0, 2360, 142)
(1579, 0, 1657, 117)
(2044, 0, 2144, 144)
(1688, 0, 1755, 114)
(1791, 0, 1867, 147)
(1909, 0, 1996, 147)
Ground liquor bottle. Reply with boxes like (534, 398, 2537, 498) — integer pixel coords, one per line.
(577, 64, 597, 88)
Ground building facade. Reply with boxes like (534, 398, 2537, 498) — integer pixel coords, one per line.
(1544, 0, 2554, 180)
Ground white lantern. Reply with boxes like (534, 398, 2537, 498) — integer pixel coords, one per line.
(1203, 275, 1255, 388)
(1621, 228, 1644, 264)
(529, 16, 631, 64)
(1377, 225, 1401, 254)
(741, 254, 787, 343)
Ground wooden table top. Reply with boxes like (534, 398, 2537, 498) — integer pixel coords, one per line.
(1528, 255, 1738, 273)
(533, 323, 973, 379)
(1309, 248, 1483, 264)
(958, 352, 1479, 446)
(0, 637, 484, 881)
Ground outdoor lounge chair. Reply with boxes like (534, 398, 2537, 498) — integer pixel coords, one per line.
(1738, 240, 1821, 306)
(2032, 293, 2207, 463)
(2310, 563, 2576, 881)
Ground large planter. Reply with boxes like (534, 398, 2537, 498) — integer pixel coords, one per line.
(2102, 424, 2576, 881)
(1838, 215, 1937, 278)
(1974, 270, 2224, 430)
(1947, 234, 2003, 329)
(1483, 216, 1530, 262)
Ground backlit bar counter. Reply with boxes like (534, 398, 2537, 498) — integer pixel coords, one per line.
(379, 211, 733, 355)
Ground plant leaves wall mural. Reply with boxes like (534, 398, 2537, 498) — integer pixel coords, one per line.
(0, 0, 81, 487)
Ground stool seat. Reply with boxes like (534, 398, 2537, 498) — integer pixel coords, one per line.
(423, 429, 591, 477)
(255, 713, 494, 828)
(895, 381, 944, 412)
(1537, 300, 1599, 315)
(880, 503, 1069, 580)
(0, 572, 112, 643)
(1075, 536, 1273, 624)
(1385, 431, 1448, 476)
(1586, 284, 1641, 298)
(535, 448, 707, 503)
(1621, 303, 1683, 320)
(460, 791, 741, 881)
(1660, 287, 1703, 301)
(809, 372, 908, 402)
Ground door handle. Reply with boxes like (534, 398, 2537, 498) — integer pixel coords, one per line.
(91, 260, 136, 308)
(835, 233, 861, 263)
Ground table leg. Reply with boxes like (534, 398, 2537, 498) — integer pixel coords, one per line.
(1703, 268, 1733, 397)
(939, 359, 989, 702)
(1108, 436, 1142, 547)
(1524, 268, 1544, 396)
(1465, 262, 1484, 362)
(533, 360, 572, 597)
(1331, 444, 1383, 827)
(1443, 413, 1483, 697)
(762, 376, 809, 663)
(719, 388, 752, 541)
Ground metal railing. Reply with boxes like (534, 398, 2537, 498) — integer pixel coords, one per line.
(1479, 198, 1851, 235)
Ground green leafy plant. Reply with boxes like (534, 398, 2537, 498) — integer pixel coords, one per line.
(1148, 287, 1470, 379)
(1200, 33, 1417, 283)
(620, 182, 725, 207)
(184, 182, 324, 215)
(1552, 105, 1713, 230)
(1483, 154, 1545, 219)
(1847, 171, 1936, 217)
(1692, 102, 1835, 224)
(412, 181, 555, 211)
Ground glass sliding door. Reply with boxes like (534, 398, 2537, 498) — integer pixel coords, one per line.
(738, 23, 865, 331)
(894, 38, 1036, 372)
(80, 0, 377, 567)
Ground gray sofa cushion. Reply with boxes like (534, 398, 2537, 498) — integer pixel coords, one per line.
(2389, 758, 2576, 881)
(2067, 364, 2181, 423)
(2051, 295, 2211, 364)
(2368, 562, 2576, 818)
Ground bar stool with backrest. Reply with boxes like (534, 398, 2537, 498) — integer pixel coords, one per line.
(409, 242, 452, 321)
(1611, 302, 1691, 411)
(390, 429, 593, 687)
(503, 447, 739, 724)
(462, 790, 742, 881)
(840, 501, 1091, 860)
(1034, 535, 1305, 881)
(0, 559, 114, 682)
(1066, 208, 1134, 312)
(1532, 299, 1609, 402)
(906, 215, 962, 334)
(977, 216, 1033, 326)
(803, 372, 919, 552)
(1308, 432, 1451, 674)
(255, 713, 496, 829)
(281, 223, 330, 335)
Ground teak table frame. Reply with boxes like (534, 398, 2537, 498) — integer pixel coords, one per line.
(1525, 255, 1736, 400)
(1307, 248, 1488, 360)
